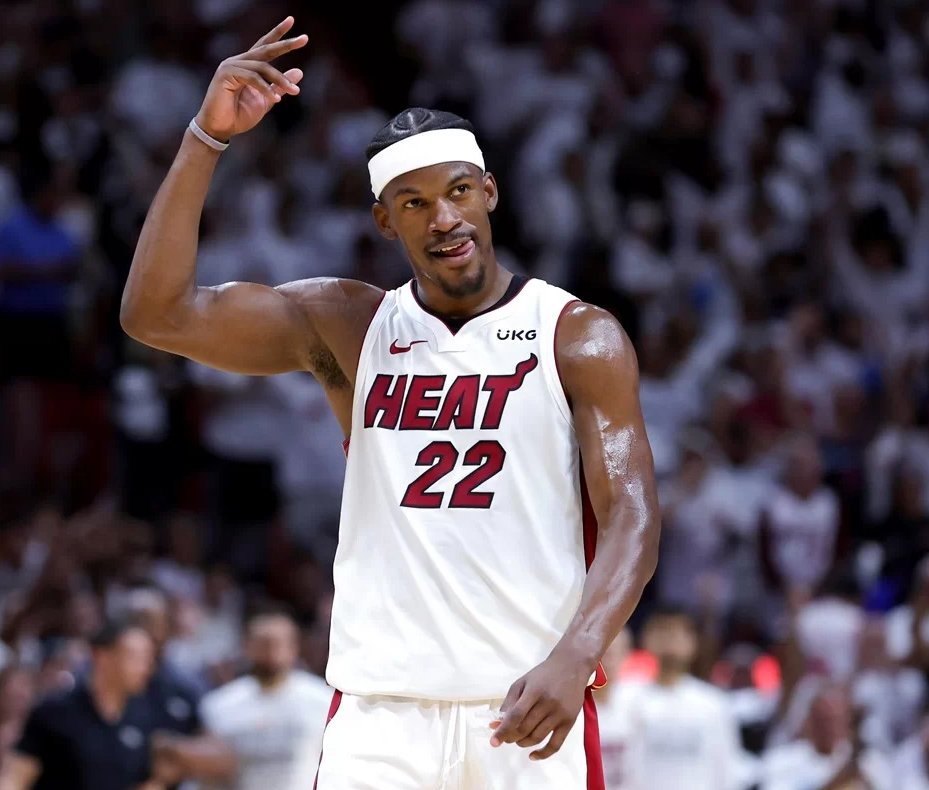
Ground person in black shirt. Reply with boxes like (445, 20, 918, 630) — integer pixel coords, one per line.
(122, 588, 237, 787)
(0, 619, 158, 790)
(123, 588, 202, 736)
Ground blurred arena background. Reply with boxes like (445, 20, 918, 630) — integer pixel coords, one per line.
(3, 0, 929, 787)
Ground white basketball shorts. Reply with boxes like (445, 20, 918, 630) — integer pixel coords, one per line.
(313, 689, 605, 789)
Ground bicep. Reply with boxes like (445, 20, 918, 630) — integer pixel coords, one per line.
(0, 753, 41, 790)
(559, 305, 658, 525)
(183, 281, 316, 375)
(125, 276, 315, 375)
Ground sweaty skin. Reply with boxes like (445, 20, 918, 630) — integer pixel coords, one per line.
(120, 16, 660, 762)
(489, 303, 660, 759)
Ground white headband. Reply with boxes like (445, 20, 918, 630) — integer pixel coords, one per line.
(368, 128, 485, 199)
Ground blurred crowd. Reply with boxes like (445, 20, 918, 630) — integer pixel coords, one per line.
(3, 0, 929, 787)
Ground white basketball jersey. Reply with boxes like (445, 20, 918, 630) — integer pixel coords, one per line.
(327, 277, 595, 701)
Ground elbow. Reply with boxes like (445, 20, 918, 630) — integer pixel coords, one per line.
(119, 281, 152, 341)
(119, 291, 184, 347)
(118, 295, 145, 340)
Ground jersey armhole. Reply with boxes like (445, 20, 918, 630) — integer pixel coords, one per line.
(541, 293, 579, 429)
(347, 290, 392, 445)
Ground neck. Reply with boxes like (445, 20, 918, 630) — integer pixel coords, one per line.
(656, 667, 686, 687)
(90, 667, 128, 723)
(256, 670, 290, 691)
(415, 260, 511, 318)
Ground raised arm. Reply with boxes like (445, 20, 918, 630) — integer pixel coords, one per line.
(120, 18, 381, 377)
(490, 303, 660, 760)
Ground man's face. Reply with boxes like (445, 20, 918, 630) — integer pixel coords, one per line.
(105, 628, 155, 695)
(247, 616, 298, 682)
(808, 690, 851, 754)
(373, 162, 498, 301)
(643, 615, 697, 674)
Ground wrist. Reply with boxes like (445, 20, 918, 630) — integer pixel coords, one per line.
(190, 115, 230, 152)
(193, 113, 229, 143)
(551, 633, 602, 675)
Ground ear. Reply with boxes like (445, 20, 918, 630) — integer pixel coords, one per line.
(483, 172, 498, 213)
(371, 202, 398, 241)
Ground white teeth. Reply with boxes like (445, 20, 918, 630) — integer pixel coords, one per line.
(437, 241, 466, 252)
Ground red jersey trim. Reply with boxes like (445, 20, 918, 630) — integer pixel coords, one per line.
(313, 689, 343, 790)
(584, 688, 606, 790)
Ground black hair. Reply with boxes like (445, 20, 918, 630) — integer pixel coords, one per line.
(645, 603, 697, 626)
(245, 599, 297, 630)
(364, 107, 475, 163)
(89, 617, 146, 649)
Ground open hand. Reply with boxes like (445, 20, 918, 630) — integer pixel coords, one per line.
(194, 16, 307, 142)
(489, 653, 589, 760)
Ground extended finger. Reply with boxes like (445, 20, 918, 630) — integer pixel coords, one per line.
(236, 61, 300, 94)
(251, 16, 294, 49)
(499, 678, 525, 715)
(270, 68, 304, 99)
(248, 35, 309, 64)
(530, 723, 572, 761)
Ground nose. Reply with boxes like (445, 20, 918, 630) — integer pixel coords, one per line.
(428, 198, 462, 235)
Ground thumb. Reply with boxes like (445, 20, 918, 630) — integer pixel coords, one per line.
(499, 676, 526, 715)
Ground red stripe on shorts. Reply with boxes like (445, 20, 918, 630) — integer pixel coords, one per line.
(584, 688, 606, 790)
(313, 689, 343, 790)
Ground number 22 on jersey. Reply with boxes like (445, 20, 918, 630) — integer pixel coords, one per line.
(362, 354, 538, 510)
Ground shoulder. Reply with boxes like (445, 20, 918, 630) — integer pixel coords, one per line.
(680, 677, 731, 712)
(155, 661, 204, 701)
(555, 302, 637, 367)
(611, 679, 650, 706)
(23, 686, 78, 730)
(201, 676, 256, 713)
(554, 302, 639, 397)
(288, 671, 334, 703)
(275, 277, 386, 322)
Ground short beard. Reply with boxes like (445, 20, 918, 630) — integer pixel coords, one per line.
(657, 656, 691, 677)
(252, 664, 286, 685)
(434, 257, 487, 299)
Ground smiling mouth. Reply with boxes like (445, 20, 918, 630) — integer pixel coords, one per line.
(429, 238, 475, 262)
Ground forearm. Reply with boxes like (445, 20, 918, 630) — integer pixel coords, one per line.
(120, 131, 220, 338)
(554, 507, 659, 670)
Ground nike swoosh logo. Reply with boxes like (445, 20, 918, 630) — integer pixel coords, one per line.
(389, 339, 428, 355)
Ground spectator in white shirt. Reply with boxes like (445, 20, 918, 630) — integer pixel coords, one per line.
(595, 629, 636, 789)
(761, 685, 893, 790)
(895, 717, 929, 790)
(192, 605, 332, 790)
(760, 433, 840, 624)
(606, 606, 746, 790)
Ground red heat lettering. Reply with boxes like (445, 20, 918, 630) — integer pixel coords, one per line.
(399, 375, 446, 430)
(363, 374, 408, 429)
(433, 375, 480, 430)
(480, 354, 539, 429)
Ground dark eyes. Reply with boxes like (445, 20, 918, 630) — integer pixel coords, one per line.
(403, 184, 471, 209)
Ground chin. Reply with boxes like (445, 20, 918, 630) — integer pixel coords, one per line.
(434, 258, 487, 299)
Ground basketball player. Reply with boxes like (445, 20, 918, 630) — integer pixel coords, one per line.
(120, 17, 661, 789)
